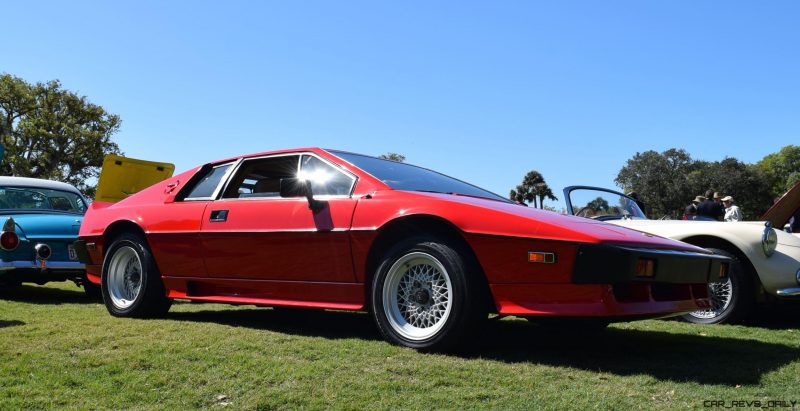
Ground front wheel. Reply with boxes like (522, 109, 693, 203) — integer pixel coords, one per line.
(101, 233, 172, 318)
(371, 238, 485, 350)
(682, 248, 753, 324)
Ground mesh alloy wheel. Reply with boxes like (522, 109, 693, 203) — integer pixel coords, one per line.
(106, 246, 143, 310)
(381, 252, 454, 341)
(687, 278, 732, 320)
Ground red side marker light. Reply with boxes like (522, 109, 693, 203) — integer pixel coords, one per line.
(635, 258, 656, 277)
(528, 252, 556, 264)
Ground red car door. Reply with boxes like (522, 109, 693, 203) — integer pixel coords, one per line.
(200, 153, 358, 283)
(147, 162, 236, 278)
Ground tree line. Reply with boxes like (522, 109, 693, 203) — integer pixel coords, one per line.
(509, 146, 799, 220)
(615, 147, 800, 220)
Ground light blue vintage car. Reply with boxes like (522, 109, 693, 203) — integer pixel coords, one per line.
(0, 176, 97, 296)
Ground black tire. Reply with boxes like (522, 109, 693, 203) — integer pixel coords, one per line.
(681, 247, 753, 324)
(370, 237, 486, 350)
(82, 280, 102, 300)
(101, 232, 172, 318)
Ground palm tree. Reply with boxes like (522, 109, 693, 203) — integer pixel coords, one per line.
(509, 170, 557, 208)
(534, 184, 558, 209)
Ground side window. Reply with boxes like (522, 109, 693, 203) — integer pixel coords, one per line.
(300, 155, 354, 196)
(185, 164, 232, 200)
(76, 198, 87, 214)
(222, 155, 300, 199)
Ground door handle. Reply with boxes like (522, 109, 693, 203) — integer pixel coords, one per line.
(209, 210, 229, 222)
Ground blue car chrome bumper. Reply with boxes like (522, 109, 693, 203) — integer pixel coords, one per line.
(0, 260, 86, 285)
(0, 260, 85, 271)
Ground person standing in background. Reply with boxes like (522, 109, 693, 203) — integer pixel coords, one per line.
(697, 189, 724, 220)
(722, 196, 741, 222)
(683, 195, 704, 220)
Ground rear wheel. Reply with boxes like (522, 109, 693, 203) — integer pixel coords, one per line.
(371, 238, 485, 350)
(101, 233, 172, 318)
(682, 248, 753, 324)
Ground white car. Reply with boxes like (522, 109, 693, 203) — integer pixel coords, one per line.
(564, 185, 800, 324)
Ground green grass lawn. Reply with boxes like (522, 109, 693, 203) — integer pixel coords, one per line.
(1, 282, 799, 410)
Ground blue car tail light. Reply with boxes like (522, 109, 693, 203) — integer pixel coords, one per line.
(0, 231, 19, 251)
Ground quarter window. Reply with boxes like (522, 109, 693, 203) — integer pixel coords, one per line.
(185, 164, 232, 200)
(300, 155, 354, 196)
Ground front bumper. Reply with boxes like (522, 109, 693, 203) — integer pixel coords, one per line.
(572, 244, 729, 284)
(776, 288, 800, 297)
(492, 283, 711, 317)
(492, 243, 729, 318)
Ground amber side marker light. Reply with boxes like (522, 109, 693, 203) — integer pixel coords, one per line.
(719, 262, 730, 279)
(528, 252, 556, 264)
(635, 258, 656, 277)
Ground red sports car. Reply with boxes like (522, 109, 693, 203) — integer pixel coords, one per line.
(75, 148, 728, 349)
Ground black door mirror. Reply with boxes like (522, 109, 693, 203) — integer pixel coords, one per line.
(279, 177, 325, 212)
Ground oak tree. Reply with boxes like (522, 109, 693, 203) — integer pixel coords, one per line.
(0, 73, 121, 197)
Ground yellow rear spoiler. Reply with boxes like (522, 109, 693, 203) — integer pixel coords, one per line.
(95, 155, 175, 202)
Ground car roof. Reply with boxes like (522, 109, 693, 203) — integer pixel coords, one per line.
(208, 147, 325, 165)
(0, 176, 82, 195)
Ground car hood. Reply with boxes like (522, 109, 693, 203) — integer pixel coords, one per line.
(405, 192, 710, 253)
(761, 181, 800, 227)
(0, 213, 83, 240)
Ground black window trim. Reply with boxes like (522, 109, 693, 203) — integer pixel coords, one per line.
(181, 159, 241, 202)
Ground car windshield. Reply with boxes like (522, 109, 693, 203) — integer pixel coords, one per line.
(330, 150, 510, 203)
(567, 187, 647, 220)
(0, 187, 87, 214)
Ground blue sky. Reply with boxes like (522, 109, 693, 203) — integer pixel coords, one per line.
(3, 1, 798, 208)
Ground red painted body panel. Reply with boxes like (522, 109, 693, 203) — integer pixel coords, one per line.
(162, 277, 363, 310)
(350, 190, 704, 252)
(199, 197, 356, 282)
(78, 147, 714, 317)
(464, 234, 577, 284)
